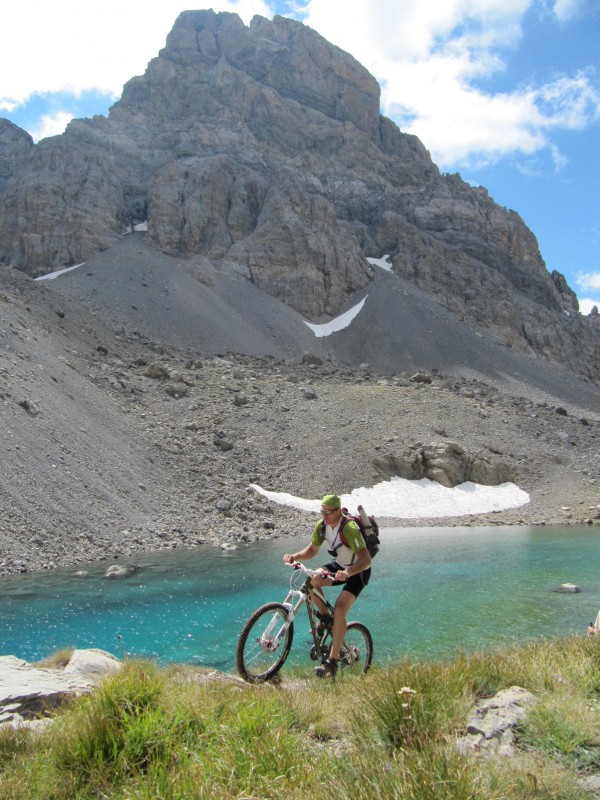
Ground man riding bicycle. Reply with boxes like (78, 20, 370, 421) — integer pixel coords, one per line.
(282, 493, 371, 678)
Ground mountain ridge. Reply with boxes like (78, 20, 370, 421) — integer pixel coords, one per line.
(0, 9, 598, 382)
(45, 232, 600, 409)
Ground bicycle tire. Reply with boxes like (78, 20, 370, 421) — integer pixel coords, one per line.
(236, 602, 294, 683)
(339, 621, 373, 674)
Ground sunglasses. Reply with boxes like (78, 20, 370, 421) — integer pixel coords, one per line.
(321, 508, 338, 516)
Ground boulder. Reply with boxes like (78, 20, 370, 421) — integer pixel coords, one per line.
(0, 649, 121, 729)
(104, 564, 138, 579)
(63, 648, 122, 682)
(410, 372, 433, 384)
(145, 363, 171, 379)
(457, 686, 537, 756)
(372, 440, 515, 487)
(301, 352, 323, 366)
(164, 382, 189, 398)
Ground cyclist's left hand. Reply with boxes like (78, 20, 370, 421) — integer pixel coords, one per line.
(335, 569, 349, 581)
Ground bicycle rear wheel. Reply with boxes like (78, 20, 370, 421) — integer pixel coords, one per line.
(339, 622, 373, 674)
(236, 602, 294, 683)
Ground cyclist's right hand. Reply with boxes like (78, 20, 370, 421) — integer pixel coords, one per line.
(282, 554, 295, 564)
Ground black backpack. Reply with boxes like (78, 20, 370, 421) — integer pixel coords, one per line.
(320, 505, 380, 558)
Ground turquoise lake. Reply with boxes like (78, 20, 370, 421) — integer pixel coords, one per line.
(1, 525, 599, 674)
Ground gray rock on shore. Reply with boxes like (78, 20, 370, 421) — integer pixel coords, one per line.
(0, 649, 122, 730)
(457, 686, 537, 756)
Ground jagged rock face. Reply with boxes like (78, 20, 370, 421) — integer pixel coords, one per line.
(0, 119, 32, 195)
(0, 10, 598, 379)
(372, 441, 516, 488)
(151, 12, 381, 138)
(0, 133, 131, 272)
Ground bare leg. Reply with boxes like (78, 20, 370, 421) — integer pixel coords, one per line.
(309, 573, 334, 618)
(329, 590, 355, 660)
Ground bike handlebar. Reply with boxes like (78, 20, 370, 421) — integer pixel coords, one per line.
(286, 561, 334, 579)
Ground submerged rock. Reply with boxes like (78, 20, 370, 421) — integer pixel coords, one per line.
(104, 564, 139, 579)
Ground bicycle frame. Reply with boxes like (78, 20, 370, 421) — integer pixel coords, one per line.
(280, 566, 334, 650)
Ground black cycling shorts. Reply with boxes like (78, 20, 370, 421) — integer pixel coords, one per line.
(322, 561, 371, 599)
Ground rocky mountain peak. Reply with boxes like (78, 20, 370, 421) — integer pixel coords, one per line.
(0, 10, 598, 382)
(150, 10, 381, 138)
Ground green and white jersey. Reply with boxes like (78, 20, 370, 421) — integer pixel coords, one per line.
(311, 517, 366, 568)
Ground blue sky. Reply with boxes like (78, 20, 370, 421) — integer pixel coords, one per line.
(1, 0, 598, 313)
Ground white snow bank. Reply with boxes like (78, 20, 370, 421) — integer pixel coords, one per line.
(250, 476, 530, 519)
(124, 221, 148, 233)
(35, 263, 86, 281)
(367, 254, 393, 272)
(303, 295, 368, 337)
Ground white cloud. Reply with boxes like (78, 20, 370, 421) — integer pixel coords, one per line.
(553, 0, 595, 22)
(300, 0, 600, 169)
(302, 0, 530, 65)
(30, 112, 74, 142)
(0, 1, 272, 109)
(576, 272, 600, 291)
(576, 273, 600, 314)
(579, 298, 600, 315)
(409, 71, 599, 168)
(536, 70, 600, 129)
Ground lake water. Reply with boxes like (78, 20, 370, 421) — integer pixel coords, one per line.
(1, 525, 599, 674)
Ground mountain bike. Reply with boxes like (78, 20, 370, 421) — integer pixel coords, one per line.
(236, 562, 373, 683)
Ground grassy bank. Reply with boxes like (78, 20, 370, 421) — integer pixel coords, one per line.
(2, 637, 600, 799)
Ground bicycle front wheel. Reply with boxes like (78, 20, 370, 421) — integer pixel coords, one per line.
(339, 621, 373, 674)
(236, 602, 294, 683)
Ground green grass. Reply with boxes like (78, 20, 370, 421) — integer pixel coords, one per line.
(3, 637, 600, 799)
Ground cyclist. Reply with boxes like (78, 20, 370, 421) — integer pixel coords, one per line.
(283, 493, 371, 678)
